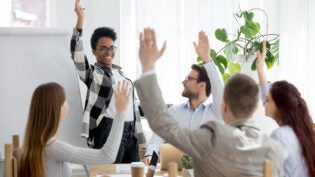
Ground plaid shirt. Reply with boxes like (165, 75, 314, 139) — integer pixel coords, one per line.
(70, 28, 145, 146)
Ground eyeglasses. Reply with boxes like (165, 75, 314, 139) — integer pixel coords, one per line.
(98, 46, 117, 52)
(184, 76, 201, 82)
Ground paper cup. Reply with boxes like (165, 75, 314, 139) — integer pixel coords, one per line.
(130, 162, 145, 177)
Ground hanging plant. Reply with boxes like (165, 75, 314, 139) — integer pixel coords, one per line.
(197, 8, 280, 82)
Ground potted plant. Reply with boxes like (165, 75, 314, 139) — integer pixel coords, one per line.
(181, 154, 194, 177)
(197, 8, 280, 82)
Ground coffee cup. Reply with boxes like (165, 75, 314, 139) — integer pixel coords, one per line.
(130, 162, 145, 177)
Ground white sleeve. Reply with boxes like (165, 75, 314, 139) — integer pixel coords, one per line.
(145, 133, 164, 156)
(203, 61, 224, 120)
(260, 83, 272, 101)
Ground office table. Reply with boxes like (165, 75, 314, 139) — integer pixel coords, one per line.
(90, 164, 183, 177)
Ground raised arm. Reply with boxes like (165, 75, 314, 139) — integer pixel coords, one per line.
(138, 28, 167, 72)
(193, 31, 224, 121)
(256, 41, 268, 85)
(70, 0, 91, 84)
(74, 0, 84, 29)
(256, 41, 271, 100)
(193, 30, 211, 63)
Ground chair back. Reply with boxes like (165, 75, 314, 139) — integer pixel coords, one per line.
(4, 135, 20, 177)
(11, 135, 20, 171)
(263, 160, 273, 177)
(159, 143, 183, 170)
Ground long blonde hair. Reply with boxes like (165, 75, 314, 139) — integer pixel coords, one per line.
(19, 82, 66, 177)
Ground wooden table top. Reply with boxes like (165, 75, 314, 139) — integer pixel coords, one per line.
(90, 164, 182, 177)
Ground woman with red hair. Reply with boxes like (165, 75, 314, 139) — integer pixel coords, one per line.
(256, 41, 315, 177)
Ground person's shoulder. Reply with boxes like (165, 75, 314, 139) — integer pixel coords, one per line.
(271, 125, 294, 138)
(46, 139, 72, 151)
(202, 98, 212, 107)
(168, 102, 188, 111)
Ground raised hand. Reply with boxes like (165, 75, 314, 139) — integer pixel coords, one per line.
(193, 31, 211, 63)
(74, 0, 84, 29)
(114, 81, 131, 113)
(256, 40, 268, 85)
(139, 28, 167, 72)
(256, 40, 267, 72)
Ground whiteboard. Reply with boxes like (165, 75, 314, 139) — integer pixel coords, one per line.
(0, 27, 86, 156)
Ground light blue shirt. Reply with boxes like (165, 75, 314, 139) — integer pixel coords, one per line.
(145, 61, 224, 156)
(260, 84, 309, 177)
(271, 126, 309, 177)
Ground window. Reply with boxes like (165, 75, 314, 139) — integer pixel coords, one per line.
(0, 0, 48, 27)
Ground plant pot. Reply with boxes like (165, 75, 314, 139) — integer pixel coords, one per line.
(182, 168, 194, 177)
(235, 54, 258, 79)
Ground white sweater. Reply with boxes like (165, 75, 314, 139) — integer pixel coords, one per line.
(44, 113, 125, 177)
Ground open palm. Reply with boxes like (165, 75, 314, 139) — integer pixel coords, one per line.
(114, 81, 131, 113)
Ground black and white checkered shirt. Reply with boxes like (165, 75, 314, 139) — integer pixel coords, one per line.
(70, 28, 145, 146)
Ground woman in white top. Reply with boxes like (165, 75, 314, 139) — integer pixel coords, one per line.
(19, 81, 131, 177)
(256, 41, 315, 177)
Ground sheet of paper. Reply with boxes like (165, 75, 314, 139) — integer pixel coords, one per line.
(96, 175, 165, 177)
(115, 164, 148, 173)
(115, 164, 131, 172)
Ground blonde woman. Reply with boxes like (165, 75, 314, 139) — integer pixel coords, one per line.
(19, 81, 130, 177)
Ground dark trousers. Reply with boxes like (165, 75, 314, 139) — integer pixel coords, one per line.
(93, 117, 140, 163)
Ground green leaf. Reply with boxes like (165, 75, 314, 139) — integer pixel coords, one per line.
(243, 11, 254, 23)
(210, 49, 217, 59)
(215, 55, 228, 68)
(241, 11, 259, 38)
(249, 41, 261, 53)
(270, 39, 280, 63)
(265, 50, 276, 69)
(251, 58, 257, 71)
(196, 56, 203, 64)
(225, 42, 238, 61)
(223, 73, 231, 83)
(215, 28, 229, 42)
(214, 55, 228, 75)
(245, 41, 260, 61)
(266, 41, 271, 49)
(241, 22, 260, 38)
(228, 62, 241, 75)
(251, 40, 279, 70)
(182, 154, 193, 169)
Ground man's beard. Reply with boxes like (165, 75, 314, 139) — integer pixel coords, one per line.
(182, 90, 197, 99)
